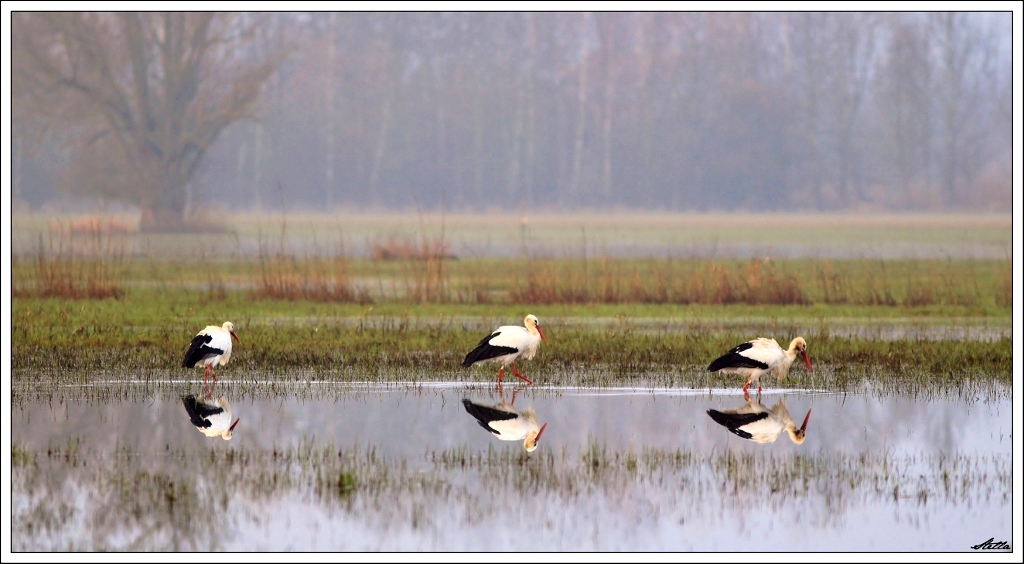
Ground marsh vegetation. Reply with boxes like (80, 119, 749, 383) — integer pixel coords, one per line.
(9, 212, 1013, 551)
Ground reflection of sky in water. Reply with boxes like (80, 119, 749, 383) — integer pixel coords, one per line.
(11, 383, 1011, 551)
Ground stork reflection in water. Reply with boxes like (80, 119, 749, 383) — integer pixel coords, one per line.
(706, 394, 811, 445)
(182, 394, 240, 440)
(462, 386, 548, 452)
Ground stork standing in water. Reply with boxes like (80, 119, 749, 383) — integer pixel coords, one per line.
(706, 396, 812, 444)
(181, 394, 240, 440)
(461, 390, 548, 452)
(461, 314, 547, 385)
(707, 337, 811, 394)
(182, 321, 239, 385)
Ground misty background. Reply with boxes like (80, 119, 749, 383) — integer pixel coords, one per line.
(11, 12, 1013, 230)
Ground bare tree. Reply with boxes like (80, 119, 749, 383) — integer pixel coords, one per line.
(567, 12, 592, 204)
(877, 15, 933, 206)
(523, 12, 539, 208)
(12, 13, 287, 230)
(595, 13, 618, 203)
(324, 12, 337, 210)
(929, 13, 1003, 205)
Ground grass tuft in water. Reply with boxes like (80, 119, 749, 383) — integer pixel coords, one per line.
(12, 437, 1010, 551)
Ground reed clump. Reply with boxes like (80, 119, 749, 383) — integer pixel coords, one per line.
(252, 252, 371, 303)
(368, 234, 453, 261)
(252, 228, 371, 303)
(13, 222, 125, 300)
(502, 256, 1012, 308)
(62, 215, 133, 236)
(995, 269, 1012, 307)
(399, 249, 450, 304)
(811, 260, 989, 308)
(509, 258, 809, 305)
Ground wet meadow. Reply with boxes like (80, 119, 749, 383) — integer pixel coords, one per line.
(8, 212, 1015, 552)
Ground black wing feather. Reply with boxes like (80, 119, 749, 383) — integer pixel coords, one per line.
(181, 395, 224, 428)
(461, 331, 519, 367)
(462, 398, 519, 435)
(706, 409, 769, 440)
(707, 342, 769, 371)
(182, 333, 224, 368)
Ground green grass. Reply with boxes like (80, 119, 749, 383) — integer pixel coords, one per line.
(11, 292, 1012, 399)
(9, 284, 1012, 325)
(11, 241, 1012, 395)
(12, 296, 1011, 370)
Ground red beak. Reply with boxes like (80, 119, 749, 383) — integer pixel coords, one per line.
(535, 423, 548, 443)
(802, 351, 812, 373)
(229, 418, 240, 432)
(800, 409, 812, 433)
(537, 326, 548, 344)
(231, 331, 240, 343)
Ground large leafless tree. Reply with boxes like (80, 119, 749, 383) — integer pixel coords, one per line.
(12, 12, 287, 230)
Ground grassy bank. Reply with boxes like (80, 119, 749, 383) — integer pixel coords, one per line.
(12, 289, 1012, 396)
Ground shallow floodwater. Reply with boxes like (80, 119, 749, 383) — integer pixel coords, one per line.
(10, 379, 1012, 552)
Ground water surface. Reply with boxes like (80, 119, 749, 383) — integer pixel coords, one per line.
(10, 380, 1012, 552)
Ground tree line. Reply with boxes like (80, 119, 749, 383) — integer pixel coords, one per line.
(13, 12, 1011, 229)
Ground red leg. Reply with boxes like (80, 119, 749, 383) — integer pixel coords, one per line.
(510, 363, 533, 385)
(743, 388, 751, 402)
(741, 380, 750, 393)
(203, 365, 210, 385)
(497, 367, 504, 386)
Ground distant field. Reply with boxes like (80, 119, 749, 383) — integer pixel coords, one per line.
(10, 211, 1013, 259)
(10, 210, 1013, 313)
(11, 255, 1013, 314)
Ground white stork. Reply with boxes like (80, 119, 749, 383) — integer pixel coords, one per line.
(461, 395, 548, 452)
(461, 314, 547, 385)
(182, 321, 239, 385)
(181, 394, 240, 440)
(706, 396, 811, 444)
(707, 336, 812, 394)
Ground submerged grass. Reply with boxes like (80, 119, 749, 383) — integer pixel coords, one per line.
(9, 366, 1011, 407)
(11, 438, 1011, 550)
